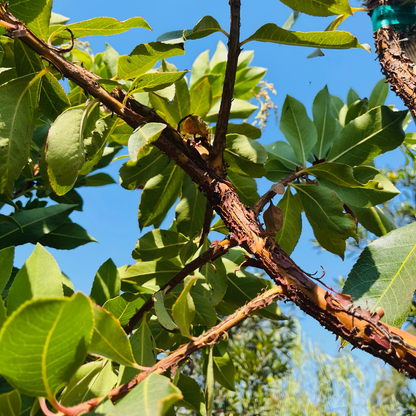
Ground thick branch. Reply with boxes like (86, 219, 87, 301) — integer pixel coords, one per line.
(124, 238, 235, 334)
(211, 0, 241, 171)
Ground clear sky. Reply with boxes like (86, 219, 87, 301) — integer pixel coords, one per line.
(13, 0, 411, 379)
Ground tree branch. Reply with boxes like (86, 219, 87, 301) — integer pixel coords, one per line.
(211, 0, 241, 173)
(124, 238, 235, 334)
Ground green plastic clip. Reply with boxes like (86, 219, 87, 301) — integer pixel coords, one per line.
(372, 5, 416, 32)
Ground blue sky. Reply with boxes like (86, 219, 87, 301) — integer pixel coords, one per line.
(13, 0, 412, 378)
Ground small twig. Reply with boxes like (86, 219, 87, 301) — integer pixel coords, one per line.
(124, 238, 235, 334)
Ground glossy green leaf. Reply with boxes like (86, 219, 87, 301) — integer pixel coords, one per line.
(213, 352, 235, 391)
(224, 134, 267, 178)
(227, 170, 260, 206)
(313, 85, 336, 159)
(305, 163, 399, 207)
(343, 222, 416, 327)
(226, 123, 261, 139)
(120, 147, 170, 190)
(7, 244, 63, 313)
(79, 114, 118, 175)
(0, 214, 21, 232)
(0, 389, 21, 416)
(0, 297, 6, 331)
(292, 184, 357, 258)
(103, 43, 119, 78)
(330, 94, 345, 120)
(110, 119, 134, 145)
(206, 98, 258, 122)
(242, 24, 362, 49)
(265, 158, 295, 182)
(327, 107, 406, 166)
(175, 175, 206, 239)
(0, 73, 39, 196)
(132, 229, 188, 261)
(0, 246, 14, 293)
(90, 258, 120, 306)
(234, 66, 266, 99)
(129, 71, 188, 95)
(265, 140, 300, 167)
(346, 88, 360, 106)
(344, 98, 368, 125)
(75, 172, 115, 187)
(46, 106, 85, 195)
(0, 204, 76, 250)
(190, 76, 212, 118)
(138, 162, 185, 229)
(282, 10, 301, 30)
(172, 277, 197, 338)
(121, 260, 182, 289)
(280, 95, 317, 166)
(50, 16, 151, 43)
(14, 38, 43, 76)
(128, 123, 166, 162)
(191, 292, 217, 328)
(39, 72, 71, 121)
(155, 291, 179, 331)
(349, 205, 396, 237)
(37, 220, 97, 249)
(103, 292, 145, 327)
(176, 374, 206, 416)
(89, 304, 138, 368)
(59, 360, 115, 407)
(368, 78, 389, 109)
(0, 293, 93, 398)
(278, 0, 351, 16)
(206, 347, 214, 415)
(190, 51, 210, 87)
(112, 373, 182, 415)
(118, 43, 184, 80)
(8, 0, 52, 39)
(275, 188, 302, 255)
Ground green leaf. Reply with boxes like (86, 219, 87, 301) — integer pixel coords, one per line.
(242, 24, 362, 49)
(265, 158, 295, 182)
(59, 361, 115, 407)
(130, 318, 157, 367)
(120, 147, 170, 191)
(305, 163, 399, 207)
(172, 277, 197, 338)
(349, 205, 396, 237)
(132, 229, 188, 261)
(155, 291, 179, 331)
(282, 10, 301, 30)
(76, 172, 116, 187)
(138, 162, 185, 229)
(118, 43, 184, 80)
(234, 66, 267, 99)
(0, 214, 21, 232)
(176, 374, 206, 416)
(313, 85, 336, 159)
(292, 184, 357, 258)
(8, 0, 52, 39)
(190, 50, 210, 87)
(190, 77, 212, 118)
(280, 95, 317, 166)
(0, 246, 14, 293)
(111, 119, 134, 145)
(327, 107, 407, 166)
(206, 98, 258, 122)
(0, 293, 93, 398)
(213, 352, 235, 391)
(129, 71, 188, 95)
(368, 78, 389, 109)
(275, 188, 302, 255)
(0, 204, 76, 249)
(90, 258, 120, 306)
(0, 389, 21, 416)
(346, 88, 360, 106)
(36, 220, 97, 249)
(265, 141, 300, 170)
(343, 222, 416, 327)
(227, 123, 261, 139)
(206, 347, 214, 415)
(112, 373, 182, 415)
(103, 292, 145, 327)
(224, 134, 267, 178)
(191, 292, 217, 328)
(227, 170, 260, 206)
(89, 304, 138, 368)
(14, 39, 43, 76)
(102, 43, 119, 78)
(175, 175, 206, 239)
(278, 0, 351, 16)
(0, 298, 6, 332)
(7, 244, 63, 314)
(121, 260, 182, 289)
(46, 106, 85, 195)
(50, 16, 151, 43)
(39, 73, 71, 121)
(128, 123, 166, 162)
(0, 73, 39, 196)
